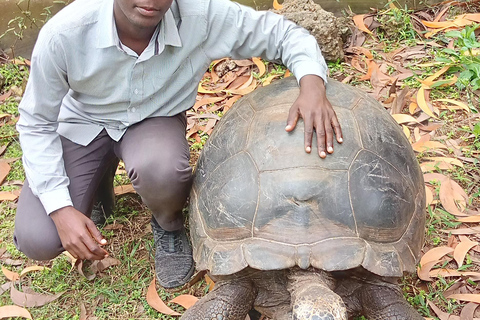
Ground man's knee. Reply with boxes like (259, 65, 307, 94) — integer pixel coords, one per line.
(129, 155, 192, 193)
(13, 225, 63, 261)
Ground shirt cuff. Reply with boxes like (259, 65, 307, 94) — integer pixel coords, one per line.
(293, 62, 329, 85)
(38, 187, 73, 215)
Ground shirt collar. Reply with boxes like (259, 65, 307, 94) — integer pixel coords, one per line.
(96, 0, 182, 53)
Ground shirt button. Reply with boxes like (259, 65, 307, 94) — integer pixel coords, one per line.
(131, 107, 136, 112)
(134, 89, 139, 94)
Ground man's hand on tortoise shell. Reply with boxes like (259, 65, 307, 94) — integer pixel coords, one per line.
(285, 74, 343, 158)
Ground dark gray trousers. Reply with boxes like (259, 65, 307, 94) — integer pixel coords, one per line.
(14, 114, 192, 260)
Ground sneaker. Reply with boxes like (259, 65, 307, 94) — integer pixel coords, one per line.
(151, 217, 194, 288)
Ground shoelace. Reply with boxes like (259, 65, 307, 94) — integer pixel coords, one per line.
(155, 226, 184, 253)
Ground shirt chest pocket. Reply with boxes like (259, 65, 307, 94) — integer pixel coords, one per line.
(153, 57, 194, 93)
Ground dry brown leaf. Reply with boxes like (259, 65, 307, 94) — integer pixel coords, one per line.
(0, 91, 12, 103)
(252, 57, 266, 77)
(169, 294, 198, 309)
(449, 294, 480, 304)
(350, 57, 366, 73)
(412, 140, 448, 153)
(420, 161, 453, 172)
(80, 303, 87, 320)
(0, 305, 32, 319)
(417, 87, 437, 119)
(0, 162, 11, 185)
(2, 266, 19, 281)
(19, 266, 50, 278)
(461, 302, 478, 320)
(439, 178, 468, 216)
(193, 97, 225, 111)
(272, 0, 282, 10)
(0, 190, 21, 202)
(10, 284, 63, 307)
(359, 60, 378, 81)
(353, 14, 374, 34)
(424, 157, 463, 167)
(417, 260, 439, 281)
(425, 186, 434, 207)
(0, 282, 11, 295)
(442, 227, 480, 235)
(262, 74, 281, 86)
(424, 173, 448, 184)
(409, 102, 418, 114)
(391, 114, 420, 124)
(146, 278, 181, 316)
(458, 216, 480, 223)
(91, 257, 120, 273)
(454, 238, 478, 267)
(436, 99, 470, 113)
(114, 184, 136, 196)
(402, 125, 410, 139)
(205, 274, 215, 292)
(420, 246, 454, 267)
(227, 79, 257, 95)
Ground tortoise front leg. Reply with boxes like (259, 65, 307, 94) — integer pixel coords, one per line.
(336, 278, 423, 320)
(358, 284, 424, 320)
(181, 279, 257, 320)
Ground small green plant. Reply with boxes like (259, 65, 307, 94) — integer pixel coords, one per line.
(436, 24, 480, 111)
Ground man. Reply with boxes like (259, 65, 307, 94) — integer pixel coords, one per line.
(14, 0, 343, 288)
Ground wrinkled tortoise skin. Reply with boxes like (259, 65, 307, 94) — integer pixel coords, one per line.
(189, 76, 425, 279)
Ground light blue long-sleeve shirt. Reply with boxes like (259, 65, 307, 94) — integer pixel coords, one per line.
(17, 0, 328, 214)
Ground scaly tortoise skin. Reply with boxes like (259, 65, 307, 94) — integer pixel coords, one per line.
(182, 77, 426, 320)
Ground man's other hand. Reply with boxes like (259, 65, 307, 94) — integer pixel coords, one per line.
(285, 75, 343, 158)
(50, 206, 108, 260)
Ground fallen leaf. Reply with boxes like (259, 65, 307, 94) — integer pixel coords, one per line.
(169, 294, 198, 309)
(0, 91, 12, 103)
(391, 114, 420, 124)
(353, 14, 374, 34)
(0, 305, 32, 319)
(420, 246, 454, 267)
(0, 190, 21, 201)
(226, 79, 257, 95)
(10, 284, 63, 307)
(402, 125, 410, 139)
(359, 60, 378, 81)
(458, 216, 480, 223)
(0, 162, 11, 185)
(193, 97, 225, 111)
(252, 57, 266, 77)
(262, 74, 281, 86)
(454, 237, 478, 267)
(417, 87, 437, 119)
(424, 157, 463, 167)
(436, 99, 470, 113)
(439, 178, 468, 216)
(19, 266, 50, 278)
(420, 66, 451, 88)
(80, 303, 87, 320)
(2, 266, 19, 281)
(448, 294, 480, 304)
(205, 274, 215, 292)
(114, 184, 136, 196)
(425, 186, 434, 207)
(0, 282, 11, 295)
(428, 300, 459, 320)
(272, 0, 282, 10)
(90, 257, 120, 273)
(146, 278, 181, 316)
(442, 227, 480, 235)
(417, 260, 439, 281)
(460, 302, 478, 320)
(412, 140, 448, 153)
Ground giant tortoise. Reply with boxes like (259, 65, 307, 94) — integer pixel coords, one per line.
(182, 76, 426, 320)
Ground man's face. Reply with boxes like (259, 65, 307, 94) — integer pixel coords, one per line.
(114, 0, 174, 31)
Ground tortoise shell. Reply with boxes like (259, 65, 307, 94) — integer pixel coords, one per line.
(189, 77, 425, 278)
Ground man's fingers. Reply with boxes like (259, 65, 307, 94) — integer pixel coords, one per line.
(86, 220, 107, 245)
(325, 120, 334, 154)
(316, 126, 327, 158)
(285, 106, 299, 132)
(304, 119, 314, 153)
(332, 117, 343, 143)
